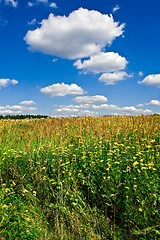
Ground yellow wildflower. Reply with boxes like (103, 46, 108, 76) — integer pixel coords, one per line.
(133, 161, 139, 167)
(3, 204, 8, 208)
(141, 167, 148, 170)
(33, 191, 36, 196)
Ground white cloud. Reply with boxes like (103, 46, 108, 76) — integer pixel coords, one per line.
(59, 104, 79, 109)
(28, 2, 34, 6)
(92, 104, 120, 111)
(138, 71, 143, 76)
(50, 2, 57, 8)
(40, 82, 85, 97)
(137, 103, 144, 107)
(28, 19, 37, 25)
(0, 78, 18, 89)
(53, 107, 98, 117)
(113, 5, 120, 13)
(74, 52, 128, 73)
(5, 0, 17, 7)
(91, 104, 152, 115)
(0, 109, 21, 115)
(28, 0, 55, 7)
(53, 106, 79, 117)
(19, 100, 36, 105)
(9, 105, 37, 111)
(54, 107, 79, 114)
(99, 71, 132, 85)
(0, 105, 37, 115)
(10, 79, 18, 85)
(78, 104, 91, 109)
(138, 74, 160, 88)
(24, 8, 125, 59)
(52, 58, 58, 62)
(58, 104, 92, 109)
(137, 100, 160, 107)
(146, 100, 160, 106)
(122, 106, 137, 111)
(74, 95, 108, 104)
(121, 106, 152, 115)
(79, 110, 98, 116)
(37, 0, 48, 3)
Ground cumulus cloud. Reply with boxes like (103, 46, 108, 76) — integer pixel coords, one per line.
(53, 107, 98, 117)
(59, 105, 80, 109)
(54, 107, 79, 114)
(113, 5, 120, 13)
(10, 79, 18, 85)
(52, 102, 152, 117)
(122, 106, 138, 112)
(58, 104, 92, 109)
(0, 78, 18, 89)
(146, 100, 160, 106)
(92, 104, 152, 115)
(79, 110, 98, 116)
(9, 105, 37, 111)
(121, 107, 152, 115)
(137, 100, 160, 107)
(0, 105, 37, 115)
(0, 109, 21, 115)
(121, 106, 152, 115)
(24, 8, 125, 59)
(40, 82, 85, 97)
(92, 104, 119, 111)
(53, 106, 79, 117)
(5, 0, 17, 7)
(74, 52, 128, 73)
(78, 104, 91, 109)
(74, 95, 108, 104)
(19, 100, 36, 105)
(138, 74, 160, 88)
(99, 71, 132, 85)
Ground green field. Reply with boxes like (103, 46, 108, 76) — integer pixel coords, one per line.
(0, 115, 159, 239)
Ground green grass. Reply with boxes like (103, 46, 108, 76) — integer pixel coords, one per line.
(0, 116, 159, 239)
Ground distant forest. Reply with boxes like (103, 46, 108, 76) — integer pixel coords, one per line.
(0, 115, 49, 119)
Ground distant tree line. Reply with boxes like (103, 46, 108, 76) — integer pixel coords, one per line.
(0, 115, 49, 119)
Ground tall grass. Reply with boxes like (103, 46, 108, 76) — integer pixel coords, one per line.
(0, 116, 159, 239)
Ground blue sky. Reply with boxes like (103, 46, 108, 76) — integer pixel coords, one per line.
(0, 0, 160, 116)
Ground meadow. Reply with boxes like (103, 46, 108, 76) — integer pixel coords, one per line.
(0, 115, 159, 239)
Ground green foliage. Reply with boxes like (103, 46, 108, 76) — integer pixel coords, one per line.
(0, 116, 159, 239)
